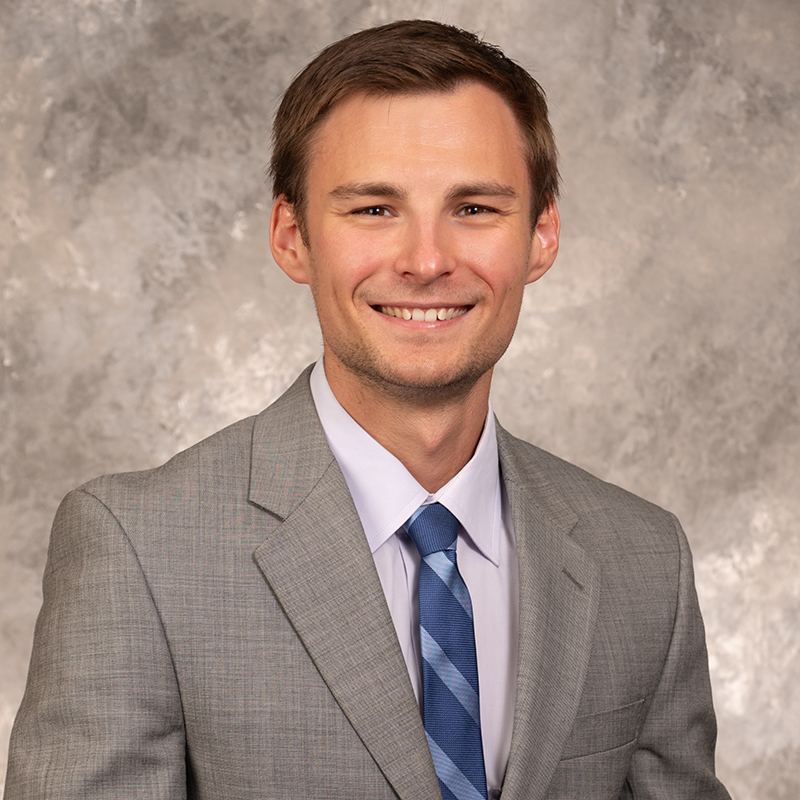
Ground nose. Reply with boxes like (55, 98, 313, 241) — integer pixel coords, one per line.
(395, 218, 453, 283)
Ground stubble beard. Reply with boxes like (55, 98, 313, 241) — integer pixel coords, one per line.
(307, 254, 526, 409)
(320, 316, 517, 409)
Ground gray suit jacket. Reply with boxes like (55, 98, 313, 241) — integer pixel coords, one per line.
(6, 367, 730, 800)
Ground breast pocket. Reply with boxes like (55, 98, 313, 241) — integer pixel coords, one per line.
(560, 698, 645, 760)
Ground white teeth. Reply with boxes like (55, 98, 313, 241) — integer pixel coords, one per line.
(379, 305, 468, 320)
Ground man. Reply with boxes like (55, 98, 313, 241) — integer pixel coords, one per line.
(6, 19, 730, 800)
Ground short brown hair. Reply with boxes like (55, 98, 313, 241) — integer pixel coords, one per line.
(269, 19, 559, 233)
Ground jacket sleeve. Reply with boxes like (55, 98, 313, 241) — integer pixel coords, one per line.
(623, 516, 731, 799)
(5, 488, 187, 799)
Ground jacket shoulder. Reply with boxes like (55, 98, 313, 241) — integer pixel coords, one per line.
(497, 424, 682, 556)
(78, 363, 319, 504)
(499, 425, 673, 513)
(80, 412, 260, 502)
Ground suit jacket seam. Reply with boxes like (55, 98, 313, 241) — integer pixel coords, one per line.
(76, 487, 186, 724)
(662, 513, 685, 672)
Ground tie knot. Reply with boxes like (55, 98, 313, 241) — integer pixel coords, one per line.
(405, 503, 460, 557)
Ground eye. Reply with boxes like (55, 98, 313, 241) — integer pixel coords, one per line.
(458, 204, 494, 216)
(352, 205, 392, 217)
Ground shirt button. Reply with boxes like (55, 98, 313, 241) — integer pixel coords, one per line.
(489, 788, 502, 800)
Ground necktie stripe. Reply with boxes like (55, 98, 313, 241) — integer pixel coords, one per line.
(426, 734, 487, 800)
(420, 627, 481, 725)
(418, 563, 479, 691)
(405, 503, 488, 800)
(423, 552, 474, 617)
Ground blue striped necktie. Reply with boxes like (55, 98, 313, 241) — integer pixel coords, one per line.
(405, 503, 488, 800)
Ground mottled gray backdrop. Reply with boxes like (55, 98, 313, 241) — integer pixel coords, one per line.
(1, 0, 798, 797)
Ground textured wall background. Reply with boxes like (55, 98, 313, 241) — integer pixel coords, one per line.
(1, 0, 798, 797)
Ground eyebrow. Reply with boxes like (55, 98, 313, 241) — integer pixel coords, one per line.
(446, 182, 518, 200)
(329, 182, 407, 200)
(328, 180, 518, 201)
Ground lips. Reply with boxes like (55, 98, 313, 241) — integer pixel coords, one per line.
(377, 306, 469, 321)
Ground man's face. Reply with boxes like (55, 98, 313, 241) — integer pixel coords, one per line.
(271, 82, 559, 403)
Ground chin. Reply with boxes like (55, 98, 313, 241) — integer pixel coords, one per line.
(350, 356, 496, 404)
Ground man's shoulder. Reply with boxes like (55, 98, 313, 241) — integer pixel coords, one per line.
(77, 412, 259, 507)
(497, 424, 680, 550)
(78, 366, 318, 506)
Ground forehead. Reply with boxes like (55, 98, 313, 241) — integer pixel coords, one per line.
(305, 83, 529, 193)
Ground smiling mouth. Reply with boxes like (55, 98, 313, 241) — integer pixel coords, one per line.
(376, 305, 470, 321)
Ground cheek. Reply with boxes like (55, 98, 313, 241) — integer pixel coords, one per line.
(459, 234, 532, 285)
(311, 232, 386, 289)
(306, 258, 375, 319)
(474, 261, 530, 304)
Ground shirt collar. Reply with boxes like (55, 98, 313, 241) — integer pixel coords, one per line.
(309, 358, 502, 566)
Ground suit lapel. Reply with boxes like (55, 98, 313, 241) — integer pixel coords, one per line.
(249, 368, 439, 800)
(496, 425, 600, 800)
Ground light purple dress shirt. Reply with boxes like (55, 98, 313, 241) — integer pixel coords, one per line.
(309, 359, 519, 797)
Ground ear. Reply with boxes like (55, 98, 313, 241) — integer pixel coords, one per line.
(525, 197, 560, 284)
(269, 195, 311, 285)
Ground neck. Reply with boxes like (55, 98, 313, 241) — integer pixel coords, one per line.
(324, 358, 492, 493)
